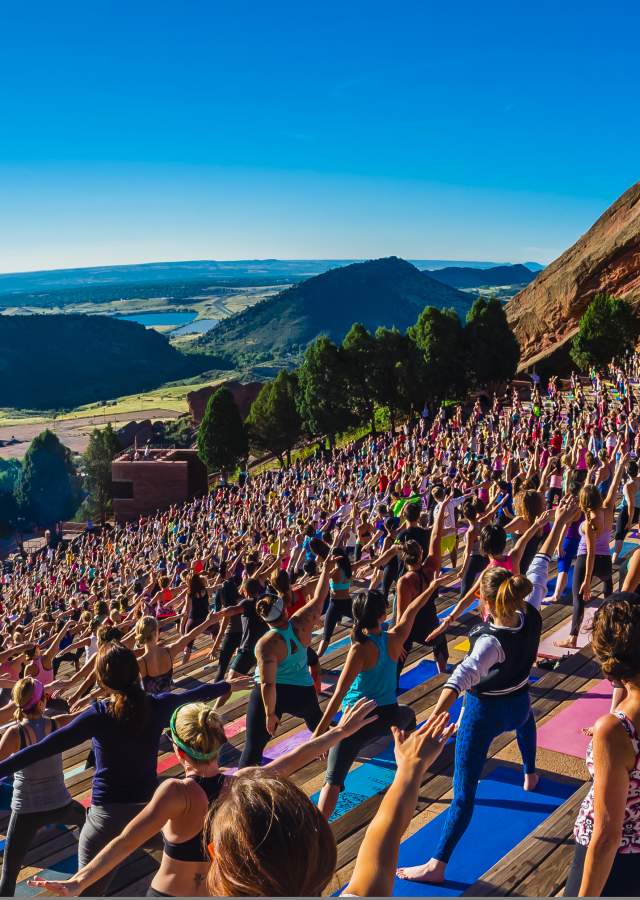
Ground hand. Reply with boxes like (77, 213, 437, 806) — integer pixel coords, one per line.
(392, 712, 455, 776)
(338, 698, 378, 738)
(555, 494, 577, 522)
(27, 877, 81, 896)
(266, 712, 280, 736)
(425, 618, 449, 643)
(579, 580, 591, 601)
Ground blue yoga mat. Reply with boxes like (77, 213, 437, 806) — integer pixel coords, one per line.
(385, 766, 576, 897)
(313, 658, 464, 822)
(15, 852, 78, 896)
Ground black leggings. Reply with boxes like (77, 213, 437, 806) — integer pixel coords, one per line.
(459, 554, 488, 599)
(238, 683, 322, 768)
(0, 799, 86, 896)
(322, 596, 353, 644)
(571, 554, 613, 636)
(214, 630, 242, 682)
(564, 840, 640, 896)
(615, 504, 640, 541)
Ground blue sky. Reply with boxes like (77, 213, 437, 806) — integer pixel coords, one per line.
(1, 0, 638, 273)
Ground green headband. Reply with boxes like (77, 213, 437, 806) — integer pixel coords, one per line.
(167, 705, 218, 761)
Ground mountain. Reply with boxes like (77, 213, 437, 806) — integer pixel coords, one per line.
(506, 182, 640, 369)
(523, 262, 545, 272)
(195, 257, 473, 366)
(0, 315, 208, 410)
(0, 258, 516, 302)
(429, 263, 536, 289)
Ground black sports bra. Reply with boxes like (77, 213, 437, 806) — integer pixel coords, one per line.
(163, 774, 226, 863)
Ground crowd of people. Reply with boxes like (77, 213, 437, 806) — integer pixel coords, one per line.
(0, 354, 639, 896)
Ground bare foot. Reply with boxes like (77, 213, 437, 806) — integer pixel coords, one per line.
(554, 637, 577, 649)
(524, 772, 539, 791)
(397, 859, 446, 883)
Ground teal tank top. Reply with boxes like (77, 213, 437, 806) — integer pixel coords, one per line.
(255, 621, 313, 688)
(342, 631, 397, 710)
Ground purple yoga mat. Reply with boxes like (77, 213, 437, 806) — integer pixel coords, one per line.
(537, 679, 612, 758)
(537, 601, 598, 659)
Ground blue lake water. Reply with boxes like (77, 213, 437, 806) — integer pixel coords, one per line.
(114, 312, 196, 327)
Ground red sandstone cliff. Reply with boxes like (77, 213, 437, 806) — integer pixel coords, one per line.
(187, 380, 262, 424)
(507, 182, 640, 369)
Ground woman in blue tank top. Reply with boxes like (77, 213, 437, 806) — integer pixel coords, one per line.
(313, 573, 448, 819)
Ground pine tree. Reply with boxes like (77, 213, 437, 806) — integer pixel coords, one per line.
(465, 297, 520, 387)
(16, 430, 82, 527)
(570, 293, 639, 371)
(197, 388, 248, 477)
(83, 425, 122, 523)
(296, 336, 354, 445)
(246, 371, 301, 466)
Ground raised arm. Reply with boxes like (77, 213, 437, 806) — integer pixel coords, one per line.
(345, 714, 454, 897)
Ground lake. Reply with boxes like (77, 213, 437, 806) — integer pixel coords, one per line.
(114, 311, 196, 327)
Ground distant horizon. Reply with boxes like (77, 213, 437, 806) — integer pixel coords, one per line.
(0, 255, 542, 279)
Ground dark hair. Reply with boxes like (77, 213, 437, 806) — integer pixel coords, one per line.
(405, 502, 421, 523)
(401, 539, 423, 568)
(628, 461, 639, 478)
(95, 642, 148, 728)
(351, 590, 386, 643)
(309, 538, 330, 560)
(591, 595, 640, 682)
(480, 524, 507, 557)
(331, 547, 352, 580)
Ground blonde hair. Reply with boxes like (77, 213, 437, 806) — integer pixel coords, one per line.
(135, 616, 158, 646)
(479, 569, 532, 619)
(579, 485, 602, 532)
(12, 677, 41, 720)
(173, 703, 226, 760)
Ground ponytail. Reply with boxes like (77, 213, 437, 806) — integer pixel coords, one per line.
(350, 590, 386, 644)
(494, 575, 532, 620)
(95, 642, 148, 729)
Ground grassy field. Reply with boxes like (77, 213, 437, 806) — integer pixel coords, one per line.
(0, 375, 239, 428)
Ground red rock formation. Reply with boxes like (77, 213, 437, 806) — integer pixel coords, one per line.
(187, 380, 263, 424)
(507, 182, 640, 369)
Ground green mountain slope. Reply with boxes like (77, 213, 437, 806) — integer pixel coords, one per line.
(195, 257, 472, 365)
(0, 314, 209, 410)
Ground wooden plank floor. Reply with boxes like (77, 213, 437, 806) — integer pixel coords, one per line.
(4, 532, 634, 897)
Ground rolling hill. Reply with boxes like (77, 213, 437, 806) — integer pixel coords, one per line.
(194, 256, 473, 366)
(429, 263, 536, 289)
(0, 315, 211, 411)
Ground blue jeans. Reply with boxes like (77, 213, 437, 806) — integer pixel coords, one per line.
(434, 690, 536, 863)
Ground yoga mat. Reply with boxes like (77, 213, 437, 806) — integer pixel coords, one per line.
(454, 638, 470, 652)
(16, 853, 79, 896)
(537, 679, 612, 758)
(314, 697, 465, 823)
(438, 599, 479, 620)
(537, 600, 598, 659)
(384, 766, 577, 897)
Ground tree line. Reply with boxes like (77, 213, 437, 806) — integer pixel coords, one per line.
(197, 296, 520, 475)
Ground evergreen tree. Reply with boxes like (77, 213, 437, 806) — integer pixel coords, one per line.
(83, 425, 122, 523)
(570, 293, 639, 371)
(342, 323, 379, 434)
(296, 336, 354, 445)
(16, 430, 82, 527)
(465, 297, 520, 387)
(197, 388, 248, 477)
(246, 371, 302, 466)
(373, 327, 428, 428)
(408, 306, 466, 406)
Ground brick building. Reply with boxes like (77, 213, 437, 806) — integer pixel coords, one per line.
(111, 448, 208, 522)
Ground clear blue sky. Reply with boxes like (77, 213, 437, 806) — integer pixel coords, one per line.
(1, 0, 638, 273)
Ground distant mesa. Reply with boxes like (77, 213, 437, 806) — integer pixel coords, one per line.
(187, 380, 263, 425)
(429, 263, 536, 289)
(195, 256, 473, 366)
(507, 181, 640, 369)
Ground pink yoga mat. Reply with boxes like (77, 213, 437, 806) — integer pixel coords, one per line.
(537, 679, 612, 758)
(537, 601, 598, 659)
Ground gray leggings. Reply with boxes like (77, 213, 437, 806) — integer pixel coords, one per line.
(0, 800, 86, 896)
(78, 802, 149, 896)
